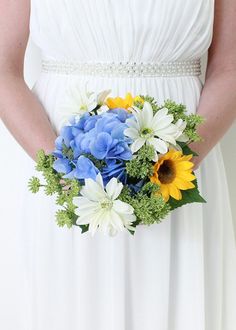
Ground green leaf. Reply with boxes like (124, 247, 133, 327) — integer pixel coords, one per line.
(168, 178, 206, 210)
(128, 229, 136, 235)
(79, 224, 89, 233)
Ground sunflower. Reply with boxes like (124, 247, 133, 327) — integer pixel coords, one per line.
(150, 150, 196, 202)
(106, 93, 144, 110)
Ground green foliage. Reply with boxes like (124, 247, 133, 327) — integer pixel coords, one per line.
(133, 99, 144, 109)
(28, 177, 41, 193)
(62, 144, 74, 160)
(120, 183, 171, 227)
(126, 144, 155, 179)
(34, 149, 62, 195)
(163, 100, 205, 142)
(136, 95, 161, 113)
(184, 113, 205, 142)
(80, 225, 90, 233)
(56, 209, 89, 233)
(139, 181, 160, 195)
(163, 100, 187, 118)
(28, 149, 82, 230)
(36, 149, 55, 171)
(56, 209, 76, 228)
(55, 179, 81, 211)
(168, 178, 206, 210)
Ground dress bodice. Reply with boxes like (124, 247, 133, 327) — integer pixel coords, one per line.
(30, 0, 215, 62)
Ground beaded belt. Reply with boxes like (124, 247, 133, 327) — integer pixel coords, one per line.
(41, 59, 201, 77)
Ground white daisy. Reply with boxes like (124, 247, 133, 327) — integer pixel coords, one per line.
(168, 119, 189, 151)
(72, 174, 136, 236)
(124, 101, 182, 161)
(97, 89, 111, 106)
(174, 118, 189, 142)
(96, 104, 110, 115)
(58, 81, 111, 129)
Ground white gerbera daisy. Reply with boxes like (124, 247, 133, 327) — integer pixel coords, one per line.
(72, 174, 136, 236)
(124, 101, 183, 161)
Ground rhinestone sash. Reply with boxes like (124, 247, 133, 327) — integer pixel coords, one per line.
(41, 59, 201, 77)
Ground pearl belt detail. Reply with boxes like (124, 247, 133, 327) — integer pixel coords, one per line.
(41, 59, 201, 77)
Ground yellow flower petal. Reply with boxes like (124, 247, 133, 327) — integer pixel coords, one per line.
(178, 171, 196, 181)
(175, 161, 194, 170)
(134, 95, 144, 104)
(125, 93, 133, 107)
(106, 98, 118, 109)
(106, 93, 141, 110)
(182, 154, 193, 161)
(169, 184, 182, 200)
(173, 178, 195, 190)
(160, 184, 170, 202)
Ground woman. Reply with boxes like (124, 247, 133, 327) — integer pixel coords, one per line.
(0, 0, 236, 329)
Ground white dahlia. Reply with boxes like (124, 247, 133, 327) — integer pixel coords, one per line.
(124, 101, 183, 161)
(72, 174, 136, 236)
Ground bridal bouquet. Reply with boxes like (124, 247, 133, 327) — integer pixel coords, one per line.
(28, 88, 206, 236)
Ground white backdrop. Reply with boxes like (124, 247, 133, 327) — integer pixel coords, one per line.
(0, 38, 236, 229)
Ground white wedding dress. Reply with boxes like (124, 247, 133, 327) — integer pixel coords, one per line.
(0, 0, 236, 329)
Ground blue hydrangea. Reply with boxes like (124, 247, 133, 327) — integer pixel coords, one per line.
(101, 159, 127, 185)
(52, 109, 133, 183)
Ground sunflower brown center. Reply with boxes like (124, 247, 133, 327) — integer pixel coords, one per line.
(157, 160, 176, 184)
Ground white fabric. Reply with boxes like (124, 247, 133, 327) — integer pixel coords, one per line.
(2, 0, 236, 329)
